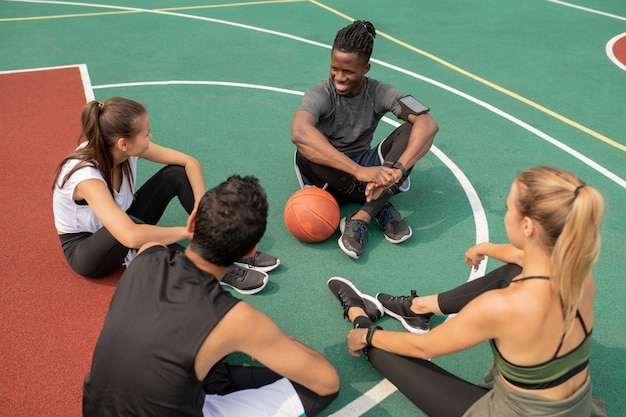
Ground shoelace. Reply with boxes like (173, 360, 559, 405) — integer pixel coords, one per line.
(349, 221, 370, 244)
(376, 206, 398, 230)
(226, 266, 247, 282)
(389, 290, 417, 315)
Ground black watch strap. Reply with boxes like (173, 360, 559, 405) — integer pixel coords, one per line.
(391, 162, 407, 175)
(366, 325, 381, 346)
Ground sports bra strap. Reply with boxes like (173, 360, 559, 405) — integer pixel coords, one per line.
(512, 275, 550, 283)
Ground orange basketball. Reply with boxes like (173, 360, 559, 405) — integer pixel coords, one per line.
(284, 187, 340, 243)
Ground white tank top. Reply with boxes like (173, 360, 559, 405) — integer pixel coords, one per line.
(53, 144, 138, 234)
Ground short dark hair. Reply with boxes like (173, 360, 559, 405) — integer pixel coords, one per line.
(332, 20, 376, 62)
(189, 175, 268, 266)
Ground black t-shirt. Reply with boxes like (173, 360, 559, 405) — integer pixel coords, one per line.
(83, 246, 240, 417)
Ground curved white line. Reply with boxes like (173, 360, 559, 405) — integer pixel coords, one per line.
(93, 79, 488, 280)
(606, 33, 626, 72)
(547, 0, 626, 21)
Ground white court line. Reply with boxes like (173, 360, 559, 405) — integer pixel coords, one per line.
(0, 63, 95, 101)
(328, 379, 398, 417)
(606, 33, 626, 72)
(547, 0, 626, 22)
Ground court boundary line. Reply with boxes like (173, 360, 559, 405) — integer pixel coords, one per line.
(0, 63, 95, 101)
(548, 0, 626, 22)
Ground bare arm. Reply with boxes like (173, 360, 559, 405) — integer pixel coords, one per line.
(365, 112, 438, 201)
(464, 242, 523, 271)
(140, 143, 206, 210)
(77, 179, 191, 248)
(291, 109, 392, 185)
(196, 302, 340, 396)
(347, 290, 512, 359)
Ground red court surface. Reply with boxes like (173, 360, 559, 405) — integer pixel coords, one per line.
(0, 67, 121, 417)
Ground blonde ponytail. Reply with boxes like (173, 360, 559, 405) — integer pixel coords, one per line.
(516, 167, 604, 334)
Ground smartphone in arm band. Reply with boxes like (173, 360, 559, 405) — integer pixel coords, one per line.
(398, 95, 430, 120)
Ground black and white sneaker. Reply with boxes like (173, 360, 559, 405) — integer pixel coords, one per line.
(221, 264, 268, 295)
(327, 277, 384, 322)
(338, 216, 369, 259)
(375, 203, 412, 243)
(234, 251, 280, 272)
(376, 290, 432, 334)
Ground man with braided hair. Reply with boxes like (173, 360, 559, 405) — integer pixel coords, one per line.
(291, 20, 438, 259)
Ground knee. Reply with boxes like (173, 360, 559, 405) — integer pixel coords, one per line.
(161, 165, 186, 180)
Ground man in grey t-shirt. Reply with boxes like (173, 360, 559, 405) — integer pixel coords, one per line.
(291, 20, 438, 259)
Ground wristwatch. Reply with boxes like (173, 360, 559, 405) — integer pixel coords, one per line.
(391, 162, 407, 176)
(366, 325, 381, 346)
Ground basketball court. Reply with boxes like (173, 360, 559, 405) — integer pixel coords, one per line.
(1, 1, 625, 416)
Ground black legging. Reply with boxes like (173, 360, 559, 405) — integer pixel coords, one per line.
(364, 264, 522, 417)
(295, 123, 413, 218)
(59, 165, 194, 278)
(203, 361, 338, 417)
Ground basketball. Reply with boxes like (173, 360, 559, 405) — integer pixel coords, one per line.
(284, 187, 340, 243)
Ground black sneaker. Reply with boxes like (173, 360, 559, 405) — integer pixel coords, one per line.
(376, 290, 432, 334)
(338, 216, 369, 259)
(327, 277, 384, 322)
(375, 203, 412, 243)
(220, 264, 268, 295)
(234, 251, 280, 272)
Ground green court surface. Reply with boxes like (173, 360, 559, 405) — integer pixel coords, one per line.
(1, 1, 625, 416)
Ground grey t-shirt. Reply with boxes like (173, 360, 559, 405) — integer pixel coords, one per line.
(297, 77, 405, 153)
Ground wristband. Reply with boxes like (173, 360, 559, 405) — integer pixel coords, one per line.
(366, 325, 381, 346)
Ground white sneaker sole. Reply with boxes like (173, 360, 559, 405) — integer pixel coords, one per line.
(376, 295, 429, 334)
(338, 217, 361, 259)
(220, 271, 269, 295)
(383, 226, 413, 244)
(234, 258, 280, 273)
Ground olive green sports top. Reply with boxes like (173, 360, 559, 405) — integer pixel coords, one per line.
(489, 276, 592, 390)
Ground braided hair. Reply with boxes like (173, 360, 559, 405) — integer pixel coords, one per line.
(333, 20, 376, 62)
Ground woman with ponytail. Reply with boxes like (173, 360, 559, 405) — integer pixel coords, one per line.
(328, 166, 607, 416)
(52, 97, 275, 293)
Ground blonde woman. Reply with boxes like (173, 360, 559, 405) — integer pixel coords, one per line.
(329, 166, 606, 416)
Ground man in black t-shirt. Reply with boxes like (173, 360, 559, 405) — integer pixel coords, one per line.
(83, 175, 339, 417)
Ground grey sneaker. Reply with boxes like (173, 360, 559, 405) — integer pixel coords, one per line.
(338, 216, 369, 259)
(376, 290, 432, 334)
(221, 264, 268, 295)
(327, 277, 384, 322)
(375, 203, 412, 243)
(235, 251, 280, 272)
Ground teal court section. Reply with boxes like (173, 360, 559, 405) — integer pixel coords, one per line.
(1, 1, 625, 416)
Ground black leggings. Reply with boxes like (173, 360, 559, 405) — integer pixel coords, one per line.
(364, 264, 522, 417)
(203, 362, 338, 417)
(59, 165, 194, 278)
(295, 123, 413, 218)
